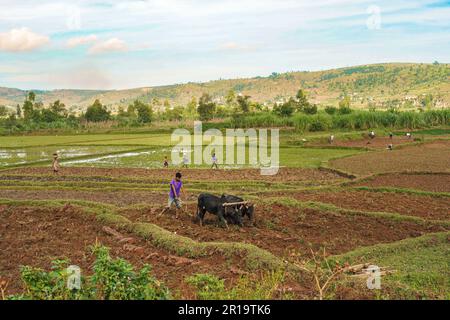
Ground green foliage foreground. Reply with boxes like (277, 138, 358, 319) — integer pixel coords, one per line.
(8, 244, 171, 300)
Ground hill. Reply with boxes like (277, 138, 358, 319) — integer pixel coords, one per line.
(1, 63, 449, 114)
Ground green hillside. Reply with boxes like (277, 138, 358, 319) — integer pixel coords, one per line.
(1, 63, 449, 114)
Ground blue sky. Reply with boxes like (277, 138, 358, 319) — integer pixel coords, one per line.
(0, 0, 449, 90)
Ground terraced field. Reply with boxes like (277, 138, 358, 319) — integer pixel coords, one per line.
(0, 132, 449, 299)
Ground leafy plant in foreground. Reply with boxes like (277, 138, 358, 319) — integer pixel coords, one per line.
(8, 244, 170, 300)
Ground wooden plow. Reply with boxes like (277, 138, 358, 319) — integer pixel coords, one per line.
(222, 201, 254, 208)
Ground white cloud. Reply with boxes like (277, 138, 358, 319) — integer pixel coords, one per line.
(88, 38, 128, 55)
(66, 34, 97, 48)
(0, 28, 49, 52)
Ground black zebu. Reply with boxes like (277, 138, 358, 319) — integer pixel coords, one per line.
(221, 194, 254, 223)
(197, 193, 243, 228)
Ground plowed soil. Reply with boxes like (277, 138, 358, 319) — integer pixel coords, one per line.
(119, 202, 446, 259)
(330, 140, 450, 176)
(286, 190, 450, 221)
(354, 173, 450, 193)
(0, 167, 345, 183)
(0, 189, 167, 207)
(0, 205, 246, 297)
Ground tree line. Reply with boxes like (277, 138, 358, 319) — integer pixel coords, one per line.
(0, 87, 444, 134)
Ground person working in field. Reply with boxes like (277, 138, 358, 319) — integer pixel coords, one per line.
(328, 134, 335, 144)
(211, 153, 219, 169)
(52, 153, 60, 174)
(163, 156, 169, 168)
(159, 172, 183, 219)
(367, 130, 375, 144)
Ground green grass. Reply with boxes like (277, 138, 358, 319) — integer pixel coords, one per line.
(0, 131, 365, 169)
(280, 147, 363, 168)
(0, 133, 172, 148)
(394, 128, 450, 136)
(2, 128, 447, 169)
(332, 232, 450, 299)
(351, 186, 450, 198)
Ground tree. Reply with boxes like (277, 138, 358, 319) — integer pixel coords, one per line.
(16, 104, 22, 118)
(295, 89, 310, 112)
(0, 105, 7, 117)
(41, 108, 59, 122)
(85, 99, 110, 122)
(27, 91, 36, 102)
(225, 90, 236, 106)
(338, 96, 352, 114)
(131, 100, 153, 123)
(117, 106, 127, 117)
(273, 99, 295, 117)
(197, 93, 216, 121)
(185, 97, 198, 118)
(50, 100, 67, 117)
(164, 106, 184, 121)
(22, 95, 34, 121)
(303, 104, 318, 115)
(236, 94, 251, 113)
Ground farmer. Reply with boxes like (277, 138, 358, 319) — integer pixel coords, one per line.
(163, 156, 169, 168)
(211, 153, 219, 169)
(328, 134, 335, 144)
(406, 132, 412, 139)
(159, 172, 183, 219)
(367, 130, 375, 144)
(52, 153, 60, 174)
(387, 144, 393, 150)
(389, 132, 393, 139)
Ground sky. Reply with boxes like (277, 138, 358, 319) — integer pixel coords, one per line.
(0, 0, 449, 90)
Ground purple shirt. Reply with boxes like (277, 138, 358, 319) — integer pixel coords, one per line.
(169, 179, 182, 198)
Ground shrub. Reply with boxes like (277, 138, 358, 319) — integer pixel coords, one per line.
(8, 244, 170, 300)
(338, 106, 352, 115)
(273, 102, 294, 117)
(302, 104, 318, 115)
(324, 106, 337, 115)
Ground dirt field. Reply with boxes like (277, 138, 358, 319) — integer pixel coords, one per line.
(330, 140, 450, 176)
(285, 190, 450, 221)
(0, 189, 167, 207)
(0, 205, 256, 298)
(119, 203, 447, 259)
(308, 136, 416, 150)
(0, 167, 345, 183)
(354, 173, 450, 193)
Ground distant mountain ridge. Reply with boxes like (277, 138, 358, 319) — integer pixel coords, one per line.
(1, 63, 449, 114)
